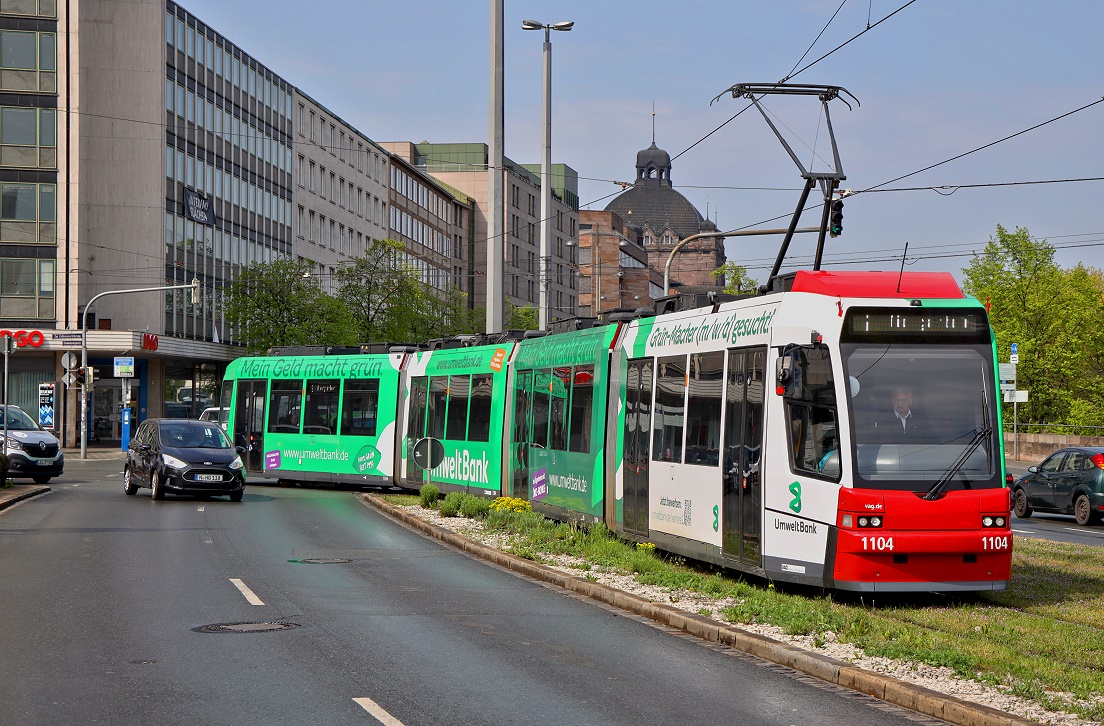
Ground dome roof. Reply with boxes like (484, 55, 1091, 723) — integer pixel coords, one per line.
(604, 141, 716, 239)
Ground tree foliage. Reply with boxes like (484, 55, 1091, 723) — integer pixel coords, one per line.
(711, 262, 758, 294)
(225, 258, 354, 354)
(227, 240, 483, 353)
(961, 225, 1104, 432)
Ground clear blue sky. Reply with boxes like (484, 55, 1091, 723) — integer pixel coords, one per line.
(183, 1, 1104, 283)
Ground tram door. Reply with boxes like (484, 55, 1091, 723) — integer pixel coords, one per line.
(723, 348, 766, 563)
(623, 358, 653, 536)
(510, 371, 532, 499)
(234, 380, 267, 473)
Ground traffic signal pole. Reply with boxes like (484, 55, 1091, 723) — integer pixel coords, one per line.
(80, 279, 199, 459)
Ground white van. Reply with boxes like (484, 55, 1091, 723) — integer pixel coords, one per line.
(199, 407, 229, 430)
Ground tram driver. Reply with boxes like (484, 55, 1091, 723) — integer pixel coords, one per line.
(868, 385, 936, 443)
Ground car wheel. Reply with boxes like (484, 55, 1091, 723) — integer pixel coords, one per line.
(230, 489, 244, 503)
(151, 470, 164, 500)
(1075, 494, 1094, 526)
(1013, 488, 1032, 518)
(32, 475, 51, 484)
(123, 468, 138, 495)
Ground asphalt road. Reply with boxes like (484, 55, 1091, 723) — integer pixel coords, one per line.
(0, 458, 949, 726)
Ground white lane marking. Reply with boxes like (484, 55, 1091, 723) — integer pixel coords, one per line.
(1065, 527, 1103, 536)
(229, 578, 264, 605)
(204, 535, 213, 544)
(106, 473, 121, 478)
(1011, 528, 1035, 534)
(197, 504, 205, 512)
(353, 697, 405, 725)
(71, 483, 80, 487)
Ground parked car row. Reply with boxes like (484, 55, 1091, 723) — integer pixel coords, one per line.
(1012, 447, 1104, 526)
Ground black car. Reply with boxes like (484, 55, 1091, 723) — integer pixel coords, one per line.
(124, 418, 245, 501)
(1012, 447, 1104, 526)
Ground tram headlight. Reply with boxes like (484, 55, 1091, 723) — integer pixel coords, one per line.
(858, 517, 869, 527)
(842, 514, 884, 528)
(981, 515, 1007, 528)
(982, 516, 993, 527)
(842, 514, 852, 527)
(869, 516, 882, 527)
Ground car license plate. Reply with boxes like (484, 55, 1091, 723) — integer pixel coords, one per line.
(36, 459, 52, 466)
(196, 474, 222, 482)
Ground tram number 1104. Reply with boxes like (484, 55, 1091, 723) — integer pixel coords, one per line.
(982, 535, 1010, 550)
(860, 536, 895, 551)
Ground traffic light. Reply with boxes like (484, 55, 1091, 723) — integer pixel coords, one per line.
(73, 367, 87, 386)
(829, 199, 844, 237)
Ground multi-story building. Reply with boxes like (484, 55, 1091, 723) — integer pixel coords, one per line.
(382, 143, 473, 302)
(291, 92, 389, 290)
(575, 210, 662, 318)
(384, 142, 578, 325)
(0, 0, 469, 448)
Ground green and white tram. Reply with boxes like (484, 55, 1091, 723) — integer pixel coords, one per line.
(220, 352, 405, 487)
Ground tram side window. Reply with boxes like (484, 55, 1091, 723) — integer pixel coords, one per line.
(653, 355, 686, 463)
(468, 374, 492, 442)
(341, 379, 379, 437)
(512, 371, 531, 445)
(428, 376, 448, 439)
(445, 375, 471, 440)
(568, 364, 594, 453)
(685, 351, 724, 466)
(268, 379, 303, 434)
(549, 367, 570, 451)
(408, 377, 429, 441)
(784, 347, 840, 480)
(303, 380, 340, 434)
(532, 369, 550, 448)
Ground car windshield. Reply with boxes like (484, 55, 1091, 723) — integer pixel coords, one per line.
(1, 406, 42, 431)
(842, 343, 1002, 492)
(159, 422, 231, 449)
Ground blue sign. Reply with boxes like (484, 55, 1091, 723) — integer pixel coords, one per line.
(1011, 343, 1018, 355)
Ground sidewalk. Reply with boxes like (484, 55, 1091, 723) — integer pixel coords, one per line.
(0, 483, 50, 511)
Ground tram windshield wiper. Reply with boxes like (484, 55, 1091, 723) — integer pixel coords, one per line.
(922, 423, 992, 501)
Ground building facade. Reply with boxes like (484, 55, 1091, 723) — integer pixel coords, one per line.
(575, 210, 661, 318)
(0, 0, 469, 449)
(385, 142, 579, 326)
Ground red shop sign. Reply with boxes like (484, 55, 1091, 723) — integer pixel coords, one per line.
(0, 329, 45, 347)
(142, 334, 159, 351)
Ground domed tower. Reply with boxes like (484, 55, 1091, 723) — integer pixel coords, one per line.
(604, 141, 725, 291)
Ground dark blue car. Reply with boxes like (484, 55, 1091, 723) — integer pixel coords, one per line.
(1012, 447, 1104, 526)
(124, 418, 245, 501)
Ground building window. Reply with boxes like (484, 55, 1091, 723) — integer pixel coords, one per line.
(1, 182, 54, 244)
(0, 257, 52, 320)
(0, 106, 55, 168)
(0, 30, 56, 93)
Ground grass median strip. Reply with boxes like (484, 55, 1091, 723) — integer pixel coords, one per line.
(381, 492, 1104, 722)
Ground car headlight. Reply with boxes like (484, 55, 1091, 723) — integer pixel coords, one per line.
(5, 438, 23, 451)
(162, 454, 188, 469)
(229, 456, 243, 470)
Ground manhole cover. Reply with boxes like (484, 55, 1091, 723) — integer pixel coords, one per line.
(193, 622, 301, 634)
(288, 558, 360, 564)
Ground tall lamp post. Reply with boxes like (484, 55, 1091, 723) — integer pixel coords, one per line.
(522, 18, 573, 330)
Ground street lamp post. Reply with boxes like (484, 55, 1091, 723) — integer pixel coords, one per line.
(522, 19, 573, 330)
(79, 279, 199, 459)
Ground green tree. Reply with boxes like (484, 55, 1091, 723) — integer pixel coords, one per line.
(336, 238, 484, 343)
(711, 262, 758, 294)
(226, 258, 354, 354)
(962, 225, 1104, 431)
(505, 300, 539, 331)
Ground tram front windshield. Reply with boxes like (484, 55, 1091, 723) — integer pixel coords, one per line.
(840, 311, 1001, 492)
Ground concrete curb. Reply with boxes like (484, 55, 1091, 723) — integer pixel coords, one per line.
(360, 493, 1034, 726)
(0, 485, 51, 511)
